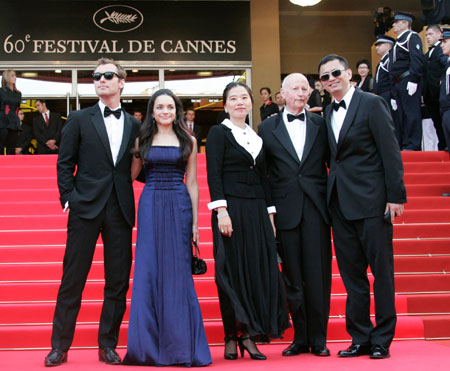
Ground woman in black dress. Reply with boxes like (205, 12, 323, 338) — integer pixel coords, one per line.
(206, 82, 289, 361)
(259, 87, 279, 121)
(356, 59, 374, 92)
(0, 69, 22, 155)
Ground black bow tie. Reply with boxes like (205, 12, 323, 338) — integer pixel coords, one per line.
(332, 100, 346, 111)
(104, 106, 122, 119)
(287, 113, 305, 122)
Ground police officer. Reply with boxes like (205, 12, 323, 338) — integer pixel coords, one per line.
(373, 35, 395, 103)
(439, 28, 450, 196)
(424, 25, 447, 150)
(389, 11, 424, 151)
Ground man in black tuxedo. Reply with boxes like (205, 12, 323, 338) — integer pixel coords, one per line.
(185, 108, 202, 151)
(45, 58, 141, 367)
(258, 73, 331, 357)
(424, 25, 447, 150)
(319, 54, 406, 359)
(33, 99, 63, 154)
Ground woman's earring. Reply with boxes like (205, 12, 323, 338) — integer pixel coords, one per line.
(224, 108, 228, 113)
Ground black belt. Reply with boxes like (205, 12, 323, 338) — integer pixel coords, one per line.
(393, 71, 410, 84)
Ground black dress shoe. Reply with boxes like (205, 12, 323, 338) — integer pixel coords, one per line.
(442, 193, 450, 197)
(311, 345, 330, 356)
(337, 344, 371, 357)
(45, 349, 68, 367)
(99, 348, 121, 365)
(282, 342, 310, 356)
(370, 344, 390, 359)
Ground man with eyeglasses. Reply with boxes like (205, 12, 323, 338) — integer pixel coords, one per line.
(389, 11, 424, 151)
(318, 54, 406, 359)
(45, 58, 141, 367)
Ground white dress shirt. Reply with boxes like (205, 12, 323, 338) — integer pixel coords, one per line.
(207, 119, 275, 214)
(331, 86, 355, 142)
(283, 108, 307, 162)
(98, 101, 124, 165)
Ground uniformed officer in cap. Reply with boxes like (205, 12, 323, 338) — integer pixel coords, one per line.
(373, 35, 395, 103)
(389, 11, 424, 151)
(439, 28, 450, 196)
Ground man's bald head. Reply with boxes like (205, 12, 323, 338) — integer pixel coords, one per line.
(281, 73, 311, 114)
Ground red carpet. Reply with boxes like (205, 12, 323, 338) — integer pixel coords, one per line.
(1, 341, 450, 371)
(0, 151, 450, 352)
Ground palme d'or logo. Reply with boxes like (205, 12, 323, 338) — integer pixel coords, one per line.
(93, 5, 144, 33)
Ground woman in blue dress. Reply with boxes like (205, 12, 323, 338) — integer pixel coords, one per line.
(123, 89, 212, 367)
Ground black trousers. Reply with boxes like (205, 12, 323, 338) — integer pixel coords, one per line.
(277, 195, 331, 347)
(428, 100, 447, 150)
(50, 189, 132, 351)
(392, 78, 423, 151)
(330, 190, 396, 348)
(442, 110, 450, 157)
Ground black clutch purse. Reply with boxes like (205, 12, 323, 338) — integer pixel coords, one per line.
(192, 241, 207, 275)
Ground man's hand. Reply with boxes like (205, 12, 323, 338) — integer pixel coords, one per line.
(385, 203, 404, 223)
(46, 139, 57, 150)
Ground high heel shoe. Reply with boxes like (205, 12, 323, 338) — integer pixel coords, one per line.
(238, 336, 267, 360)
(224, 335, 238, 360)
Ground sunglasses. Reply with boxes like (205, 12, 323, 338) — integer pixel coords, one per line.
(319, 69, 345, 82)
(92, 72, 120, 81)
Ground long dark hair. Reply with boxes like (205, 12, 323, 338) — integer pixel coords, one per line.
(139, 89, 193, 161)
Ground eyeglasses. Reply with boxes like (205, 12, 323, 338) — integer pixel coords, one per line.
(319, 69, 345, 82)
(92, 72, 120, 81)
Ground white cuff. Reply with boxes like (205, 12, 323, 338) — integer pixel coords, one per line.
(207, 199, 227, 210)
(63, 201, 69, 212)
(267, 206, 276, 214)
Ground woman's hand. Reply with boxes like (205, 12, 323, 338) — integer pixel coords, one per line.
(192, 224, 199, 243)
(269, 213, 276, 237)
(217, 207, 233, 238)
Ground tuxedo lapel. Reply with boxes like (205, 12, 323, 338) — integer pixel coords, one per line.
(90, 105, 114, 165)
(300, 111, 319, 167)
(337, 89, 361, 153)
(324, 105, 337, 153)
(272, 115, 301, 165)
(116, 111, 132, 166)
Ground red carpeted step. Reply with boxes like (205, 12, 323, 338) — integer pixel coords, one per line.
(406, 293, 450, 314)
(396, 210, 450, 223)
(401, 151, 450, 162)
(393, 256, 450, 273)
(404, 173, 450, 184)
(0, 315, 425, 350)
(403, 161, 450, 173)
(393, 239, 450, 255)
(395, 274, 450, 293)
(405, 185, 450, 197)
(405, 197, 450, 209)
(0, 166, 57, 178)
(419, 315, 450, 338)
(393, 224, 450, 239)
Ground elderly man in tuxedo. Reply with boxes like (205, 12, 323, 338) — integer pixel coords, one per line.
(44, 58, 141, 367)
(259, 73, 332, 357)
(319, 54, 406, 359)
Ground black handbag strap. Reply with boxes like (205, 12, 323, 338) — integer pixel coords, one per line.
(192, 240, 200, 258)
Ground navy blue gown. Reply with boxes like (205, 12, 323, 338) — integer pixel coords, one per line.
(123, 146, 212, 367)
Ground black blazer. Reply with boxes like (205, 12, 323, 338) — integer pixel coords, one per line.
(56, 104, 141, 226)
(423, 42, 447, 104)
(358, 75, 374, 92)
(258, 111, 330, 229)
(33, 111, 64, 154)
(325, 89, 407, 220)
(206, 124, 272, 206)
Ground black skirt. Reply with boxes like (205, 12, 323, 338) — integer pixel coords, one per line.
(212, 196, 290, 342)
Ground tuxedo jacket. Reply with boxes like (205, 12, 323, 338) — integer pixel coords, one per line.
(206, 124, 272, 206)
(423, 42, 447, 104)
(325, 89, 406, 220)
(56, 104, 141, 226)
(33, 111, 64, 154)
(258, 111, 330, 230)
